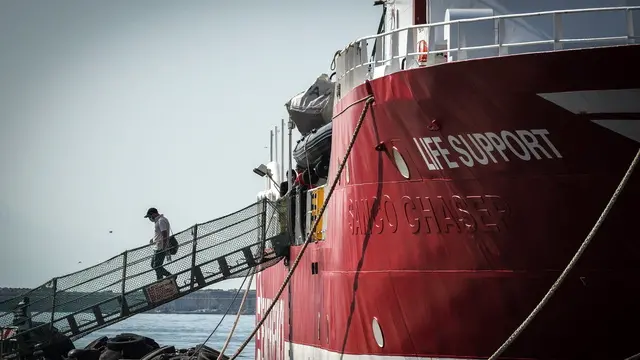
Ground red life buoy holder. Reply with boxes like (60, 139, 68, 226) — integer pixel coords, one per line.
(417, 40, 428, 62)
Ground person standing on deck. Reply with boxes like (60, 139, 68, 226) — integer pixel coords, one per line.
(277, 170, 297, 234)
(279, 169, 297, 197)
(145, 207, 172, 280)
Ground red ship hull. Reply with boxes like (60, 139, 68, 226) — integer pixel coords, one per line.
(256, 44, 640, 359)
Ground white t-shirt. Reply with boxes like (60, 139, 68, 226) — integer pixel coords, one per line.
(153, 215, 171, 251)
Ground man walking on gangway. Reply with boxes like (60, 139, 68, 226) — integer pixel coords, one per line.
(145, 207, 173, 280)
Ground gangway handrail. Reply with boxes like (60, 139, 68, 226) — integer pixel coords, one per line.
(64, 242, 270, 340)
(43, 224, 264, 316)
(0, 210, 266, 314)
(0, 201, 275, 307)
(67, 201, 262, 279)
(0, 198, 291, 356)
(0, 201, 263, 299)
(3, 212, 269, 311)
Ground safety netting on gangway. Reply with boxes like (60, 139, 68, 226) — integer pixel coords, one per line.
(0, 198, 289, 345)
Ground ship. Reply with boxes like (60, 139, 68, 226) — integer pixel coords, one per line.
(254, 0, 640, 359)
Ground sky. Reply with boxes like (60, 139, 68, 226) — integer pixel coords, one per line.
(0, 0, 380, 290)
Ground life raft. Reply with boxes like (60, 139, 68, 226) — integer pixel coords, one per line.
(293, 121, 332, 168)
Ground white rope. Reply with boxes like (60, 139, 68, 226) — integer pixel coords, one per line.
(216, 268, 255, 360)
(190, 201, 278, 360)
(227, 94, 375, 360)
(489, 147, 640, 360)
(186, 260, 252, 360)
(624, 350, 640, 360)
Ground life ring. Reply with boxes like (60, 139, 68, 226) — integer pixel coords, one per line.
(417, 40, 428, 63)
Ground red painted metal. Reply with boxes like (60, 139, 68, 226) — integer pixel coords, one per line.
(414, 0, 427, 24)
(257, 44, 640, 359)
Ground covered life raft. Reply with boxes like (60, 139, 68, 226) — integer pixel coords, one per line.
(292, 121, 332, 170)
(285, 74, 335, 178)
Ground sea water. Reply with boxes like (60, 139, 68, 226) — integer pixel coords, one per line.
(72, 313, 255, 359)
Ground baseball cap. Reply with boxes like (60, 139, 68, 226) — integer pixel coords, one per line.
(144, 207, 158, 218)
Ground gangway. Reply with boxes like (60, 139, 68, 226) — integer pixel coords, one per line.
(0, 198, 290, 358)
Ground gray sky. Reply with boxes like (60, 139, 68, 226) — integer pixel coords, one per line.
(0, 0, 379, 289)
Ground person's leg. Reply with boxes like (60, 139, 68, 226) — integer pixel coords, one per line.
(151, 250, 163, 280)
(156, 250, 172, 278)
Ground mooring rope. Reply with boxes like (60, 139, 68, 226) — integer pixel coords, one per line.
(625, 351, 640, 360)
(187, 272, 249, 360)
(216, 267, 255, 360)
(488, 147, 640, 360)
(192, 202, 278, 360)
(228, 93, 375, 360)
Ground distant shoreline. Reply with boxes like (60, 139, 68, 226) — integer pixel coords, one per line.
(149, 311, 255, 315)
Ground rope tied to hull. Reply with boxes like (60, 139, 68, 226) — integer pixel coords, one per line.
(228, 93, 375, 360)
(215, 268, 256, 360)
(187, 272, 250, 360)
(489, 147, 640, 360)
(191, 201, 278, 360)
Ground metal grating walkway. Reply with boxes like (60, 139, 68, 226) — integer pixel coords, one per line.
(0, 198, 289, 353)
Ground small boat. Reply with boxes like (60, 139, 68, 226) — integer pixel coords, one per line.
(292, 121, 332, 171)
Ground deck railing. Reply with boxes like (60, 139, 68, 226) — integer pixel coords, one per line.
(334, 6, 640, 96)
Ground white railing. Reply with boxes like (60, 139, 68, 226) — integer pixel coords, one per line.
(334, 6, 640, 97)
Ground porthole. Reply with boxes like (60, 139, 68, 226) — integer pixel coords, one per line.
(372, 317, 384, 348)
(392, 147, 410, 179)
